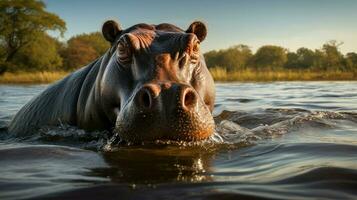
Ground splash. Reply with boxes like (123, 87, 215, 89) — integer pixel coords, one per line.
(3, 109, 356, 151)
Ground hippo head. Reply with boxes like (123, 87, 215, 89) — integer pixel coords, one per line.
(99, 20, 215, 143)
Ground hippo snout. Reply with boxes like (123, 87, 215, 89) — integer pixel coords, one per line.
(134, 83, 198, 113)
(115, 83, 215, 143)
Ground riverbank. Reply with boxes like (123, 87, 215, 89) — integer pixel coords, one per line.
(1, 69, 357, 84)
(209, 68, 357, 82)
(0, 71, 68, 84)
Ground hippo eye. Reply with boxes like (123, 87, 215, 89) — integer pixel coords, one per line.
(192, 42, 200, 53)
(190, 42, 200, 64)
(117, 40, 132, 64)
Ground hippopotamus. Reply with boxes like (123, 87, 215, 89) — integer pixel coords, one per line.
(8, 20, 215, 142)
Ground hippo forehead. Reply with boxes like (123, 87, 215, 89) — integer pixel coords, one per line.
(117, 23, 200, 54)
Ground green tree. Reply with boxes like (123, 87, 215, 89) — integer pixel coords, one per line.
(250, 45, 287, 69)
(311, 49, 325, 70)
(296, 47, 315, 69)
(60, 32, 109, 70)
(204, 44, 252, 71)
(321, 40, 344, 70)
(285, 47, 316, 69)
(285, 52, 299, 69)
(222, 45, 252, 71)
(204, 50, 220, 69)
(69, 32, 109, 55)
(11, 32, 63, 71)
(0, 45, 6, 73)
(345, 52, 357, 72)
(0, 0, 66, 72)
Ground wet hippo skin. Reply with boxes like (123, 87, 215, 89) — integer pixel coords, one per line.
(8, 20, 215, 142)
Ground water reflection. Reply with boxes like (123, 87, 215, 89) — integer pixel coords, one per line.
(90, 145, 215, 183)
(1, 82, 357, 200)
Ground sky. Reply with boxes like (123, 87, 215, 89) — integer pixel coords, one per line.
(44, 0, 357, 54)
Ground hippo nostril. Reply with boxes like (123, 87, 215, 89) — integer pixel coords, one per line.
(182, 89, 197, 109)
(140, 90, 152, 109)
(135, 84, 161, 110)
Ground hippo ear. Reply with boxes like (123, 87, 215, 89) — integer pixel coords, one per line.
(186, 21, 207, 42)
(102, 20, 122, 43)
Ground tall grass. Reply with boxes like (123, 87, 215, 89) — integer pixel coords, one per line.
(209, 67, 357, 82)
(0, 68, 356, 84)
(0, 71, 68, 84)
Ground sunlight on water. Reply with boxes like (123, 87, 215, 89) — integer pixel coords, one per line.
(1, 82, 357, 200)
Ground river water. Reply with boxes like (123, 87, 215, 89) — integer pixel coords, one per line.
(0, 82, 357, 199)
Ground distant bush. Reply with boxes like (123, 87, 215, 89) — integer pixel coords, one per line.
(250, 45, 287, 70)
(345, 52, 357, 71)
(204, 40, 357, 73)
(205, 45, 252, 71)
(10, 33, 63, 71)
(60, 32, 109, 70)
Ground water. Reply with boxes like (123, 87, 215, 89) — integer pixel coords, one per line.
(1, 82, 357, 199)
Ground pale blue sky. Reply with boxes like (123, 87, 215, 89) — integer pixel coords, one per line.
(44, 0, 357, 53)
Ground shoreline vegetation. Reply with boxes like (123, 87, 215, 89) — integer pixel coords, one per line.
(0, 71, 68, 84)
(209, 68, 357, 82)
(1, 69, 357, 84)
(1, 1, 357, 84)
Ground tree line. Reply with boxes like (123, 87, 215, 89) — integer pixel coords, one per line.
(1, 0, 357, 75)
(204, 41, 357, 72)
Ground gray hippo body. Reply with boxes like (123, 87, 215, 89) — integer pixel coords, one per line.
(9, 20, 215, 142)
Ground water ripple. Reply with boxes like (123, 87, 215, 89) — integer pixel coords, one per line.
(1, 82, 357, 200)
